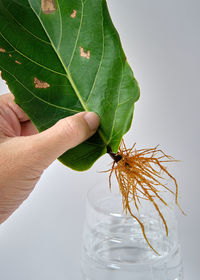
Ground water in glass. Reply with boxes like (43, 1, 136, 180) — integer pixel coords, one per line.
(81, 183, 183, 280)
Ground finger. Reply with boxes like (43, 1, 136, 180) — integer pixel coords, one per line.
(24, 112, 100, 167)
(1, 93, 30, 122)
(21, 121, 38, 136)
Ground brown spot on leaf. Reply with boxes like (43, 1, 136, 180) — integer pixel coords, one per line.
(15, 60, 22, 65)
(34, 77, 50, 89)
(41, 0, 56, 14)
(9, 54, 12, 58)
(80, 47, 90, 60)
(70, 10, 77, 18)
(0, 48, 6, 53)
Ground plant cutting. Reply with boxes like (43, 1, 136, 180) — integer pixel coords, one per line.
(0, 0, 184, 253)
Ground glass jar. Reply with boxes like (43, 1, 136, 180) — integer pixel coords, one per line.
(81, 182, 183, 280)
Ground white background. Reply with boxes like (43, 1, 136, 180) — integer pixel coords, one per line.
(0, 0, 199, 279)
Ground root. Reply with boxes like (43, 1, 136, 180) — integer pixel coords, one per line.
(107, 140, 185, 254)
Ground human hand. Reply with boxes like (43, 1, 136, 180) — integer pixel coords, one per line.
(0, 93, 100, 224)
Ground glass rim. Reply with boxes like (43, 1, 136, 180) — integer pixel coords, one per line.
(87, 182, 122, 217)
(86, 181, 175, 218)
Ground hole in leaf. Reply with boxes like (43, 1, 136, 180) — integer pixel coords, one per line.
(15, 60, 22, 65)
(0, 48, 6, 53)
(34, 77, 50, 89)
(41, 0, 56, 14)
(70, 10, 77, 18)
(80, 47, 90, 60)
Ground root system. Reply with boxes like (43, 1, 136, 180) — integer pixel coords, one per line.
(107, 140, 185, 254)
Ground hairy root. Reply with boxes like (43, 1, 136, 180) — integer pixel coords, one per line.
(107, 140, 185, 254)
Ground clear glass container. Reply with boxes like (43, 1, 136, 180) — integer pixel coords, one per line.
(81, 182, 183, 280)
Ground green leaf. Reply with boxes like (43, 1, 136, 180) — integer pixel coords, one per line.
(0, 0, 140, 171)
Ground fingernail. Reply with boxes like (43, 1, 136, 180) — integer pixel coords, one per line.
(84, 112, 100, 131)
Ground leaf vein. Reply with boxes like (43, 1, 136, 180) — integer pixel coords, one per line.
(0, 65, 80, 114)
(107, 58, 124, 144)
(118, 96, 135, 106)
(67, 0, 84, 69)
(56, 0, 63, 51)
(3, 4, 51, 46)
(86, 0, 104, 104)
(0, 32, 66, 77)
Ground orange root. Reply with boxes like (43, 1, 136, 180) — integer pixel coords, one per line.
(108, 140, 185, 254)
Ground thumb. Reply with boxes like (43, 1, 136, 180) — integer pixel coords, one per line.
(25, 112, 100, 167)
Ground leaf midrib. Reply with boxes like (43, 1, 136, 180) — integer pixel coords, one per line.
(28, 0, 108, 145)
